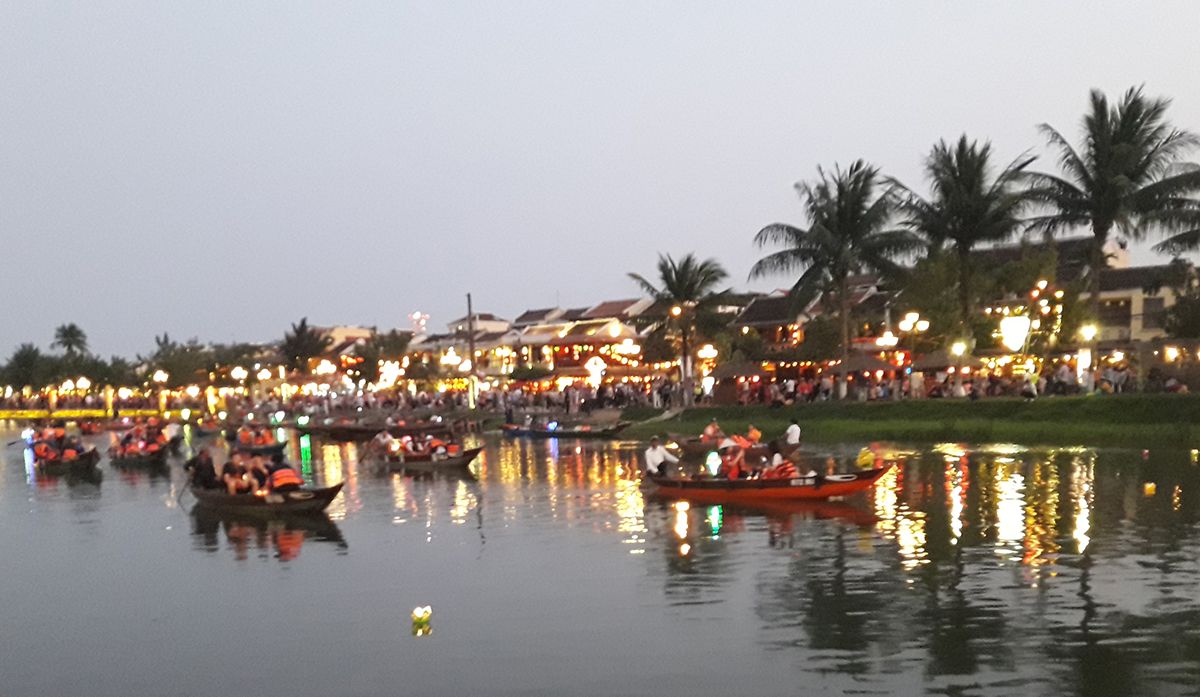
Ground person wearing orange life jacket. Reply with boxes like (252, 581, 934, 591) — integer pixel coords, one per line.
(237, 427, 254, 445)
(717, 439, 745, 480)
(763, 442, 798, 479)
(33, 440, 59, 462)
(266, 463, 304, 493)
(746, 425, 762, 444)
(428, 437, 448, 459)
(701, 418, 724, 443)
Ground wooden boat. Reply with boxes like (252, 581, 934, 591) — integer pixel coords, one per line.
(36, 447, 101, 475)
(232, 441, 287, 456)
(191, 482, 344, 514)
(669, 434, 800, 461)
(109, 448, 168, 468)
(297, 421, 452, 442)
(646, 465, 892, 503)
(385, 446, 482, 471)
(501, 421, 630, 439)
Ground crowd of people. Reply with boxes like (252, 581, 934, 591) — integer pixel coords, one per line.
(109, 418, 181, 458)
(185, 449, 305, 496)
(29, 423, 89, 463)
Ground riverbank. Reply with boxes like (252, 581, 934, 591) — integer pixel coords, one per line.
(622, 394, 1200, 448)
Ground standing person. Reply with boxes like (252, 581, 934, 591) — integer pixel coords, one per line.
(643, 436, 679, 478)
(784, 417, 802, 446)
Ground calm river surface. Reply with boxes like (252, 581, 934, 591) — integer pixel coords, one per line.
(1, 424, 1198, 697)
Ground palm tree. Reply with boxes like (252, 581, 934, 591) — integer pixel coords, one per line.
(2, 343, 46, 388)
(1027, 86, 1200, 319)
(751, 160, 918, 394)
(279, 318, 332, 373)
(893, 136, 1035, 333)
(629, 253, 729, 406)
(52, 323, 88, 356)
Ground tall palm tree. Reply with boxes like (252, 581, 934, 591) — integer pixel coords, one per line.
(52, 323, 88, 356)
(279, 318, 332, 374)
(1026, 86, 1200, 319)
(751, 160, 918, 392)
(893, 136, 1035, 333)
(629, 253, 729, 406)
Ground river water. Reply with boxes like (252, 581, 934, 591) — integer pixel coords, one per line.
(1, 425, 1198, 697)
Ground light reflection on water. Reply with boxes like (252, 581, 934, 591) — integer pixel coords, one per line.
(1, 423, 1198, 697)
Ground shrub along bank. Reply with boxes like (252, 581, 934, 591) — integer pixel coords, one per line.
(622, 394, 1200, 448)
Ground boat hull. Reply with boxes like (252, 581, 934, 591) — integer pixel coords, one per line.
(501, 422, 630, 439)
(232, 442, 287, 456)
(191, 483, 344, 514)
(647, 465, 891, 503)
(36, 448, 101, 475)
(385, 447, 482, 471)
(109, 449, 168, 468)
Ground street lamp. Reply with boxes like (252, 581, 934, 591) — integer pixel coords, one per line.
(230, 366, 249, 382)
(152, 369, 169, 384)
(950, 341, 967, 357)
(1079, 324, 1098, 342)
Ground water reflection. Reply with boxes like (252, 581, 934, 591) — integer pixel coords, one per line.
(190, 510, 347, 562)
(5, 425, 1200, 697)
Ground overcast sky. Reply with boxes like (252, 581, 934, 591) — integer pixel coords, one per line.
(2, 2, 1198, 358)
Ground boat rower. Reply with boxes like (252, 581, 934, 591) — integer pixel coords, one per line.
(643, 436, 679, 478)
(784, 417, 802, 445)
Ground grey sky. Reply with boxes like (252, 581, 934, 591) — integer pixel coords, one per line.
(3, 2, 1198, 358)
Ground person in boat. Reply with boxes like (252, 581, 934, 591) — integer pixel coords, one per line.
(266, 461, 305, 493)
(245, 456, 271, 489)
(701, 418, 724, 443)
(163, 420, 182, 443)
(32, 439, 61, 462)
(222, 454, 252, 495)
(717, 439, 746, 480)
(370, 429, 397, 457)
(643, 435, 679, 478)
(60, 435, 84, 460)
(784, 417, 802, 446)
(426, 435, 448, 459)
(185, 449, 221, 489)
(762, 442, 799, 479)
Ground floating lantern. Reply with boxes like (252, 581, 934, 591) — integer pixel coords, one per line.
(412, 606, 432, 637)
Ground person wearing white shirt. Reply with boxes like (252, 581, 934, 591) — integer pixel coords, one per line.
(784, 418, 802, 445)
(643, 436, 679, 477)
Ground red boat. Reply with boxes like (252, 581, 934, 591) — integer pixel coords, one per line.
(647, 465, 892, 503)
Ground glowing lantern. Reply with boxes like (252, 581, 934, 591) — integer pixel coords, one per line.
(230, 366, 249, 381)
(76, 377, 91, 391)
(999, 316, 1031, 352)
(256, 368, 272, 381)
(696, 344, 718, 360)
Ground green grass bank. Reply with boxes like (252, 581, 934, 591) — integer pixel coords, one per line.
(622, 394, 1200, 448)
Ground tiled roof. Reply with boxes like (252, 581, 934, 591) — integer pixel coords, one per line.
(513, 308, 562, 326)
(583, 299, 642, 319)
(560, 307, 591, 321)
(735, 295, 801, 326)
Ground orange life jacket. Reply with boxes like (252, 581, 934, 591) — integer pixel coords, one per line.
(771, 462, 798, 479)
(238, 430, 253, 444)
(34, 442, 56, 460)
(269, 467, 304, 489)
(63, 448, 79, 459)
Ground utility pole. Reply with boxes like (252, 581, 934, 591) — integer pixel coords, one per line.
(466, 293, 478, 409)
